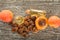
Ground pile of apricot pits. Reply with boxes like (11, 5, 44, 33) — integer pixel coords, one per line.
(0, 9, 60, 37)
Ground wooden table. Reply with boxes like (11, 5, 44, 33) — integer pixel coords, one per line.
(0, 0, 60, 40)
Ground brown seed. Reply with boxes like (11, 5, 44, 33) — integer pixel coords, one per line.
(27, 19, 31, 22)
(28, 25, 33, 31)
(12, 23, 18, 27)
(29, 21, 34, 26)
(29, 21, 33, 24)
(24, 21, 30, 27)
(24, 26, 29, 32)
(17, 30, 23, 34)
(17, 27, 24, 34)
(12, 27, 18, 32)
(31, 16, 36, 21)
(22, 32, 29, 37)
(32, 27, 38, 33)
(18, 24, 24, 29)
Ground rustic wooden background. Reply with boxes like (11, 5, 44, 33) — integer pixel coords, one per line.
(0, 0, 60, 40)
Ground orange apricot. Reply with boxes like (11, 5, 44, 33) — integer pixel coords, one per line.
(0, 10, 13, 23)
(48, 16, 60, 28)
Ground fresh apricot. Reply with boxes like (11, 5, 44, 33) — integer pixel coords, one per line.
(0, 10, 13, 23)
(48, 16, 60, 28)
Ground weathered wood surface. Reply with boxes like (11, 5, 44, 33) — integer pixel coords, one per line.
(0, 0, 60, 40)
